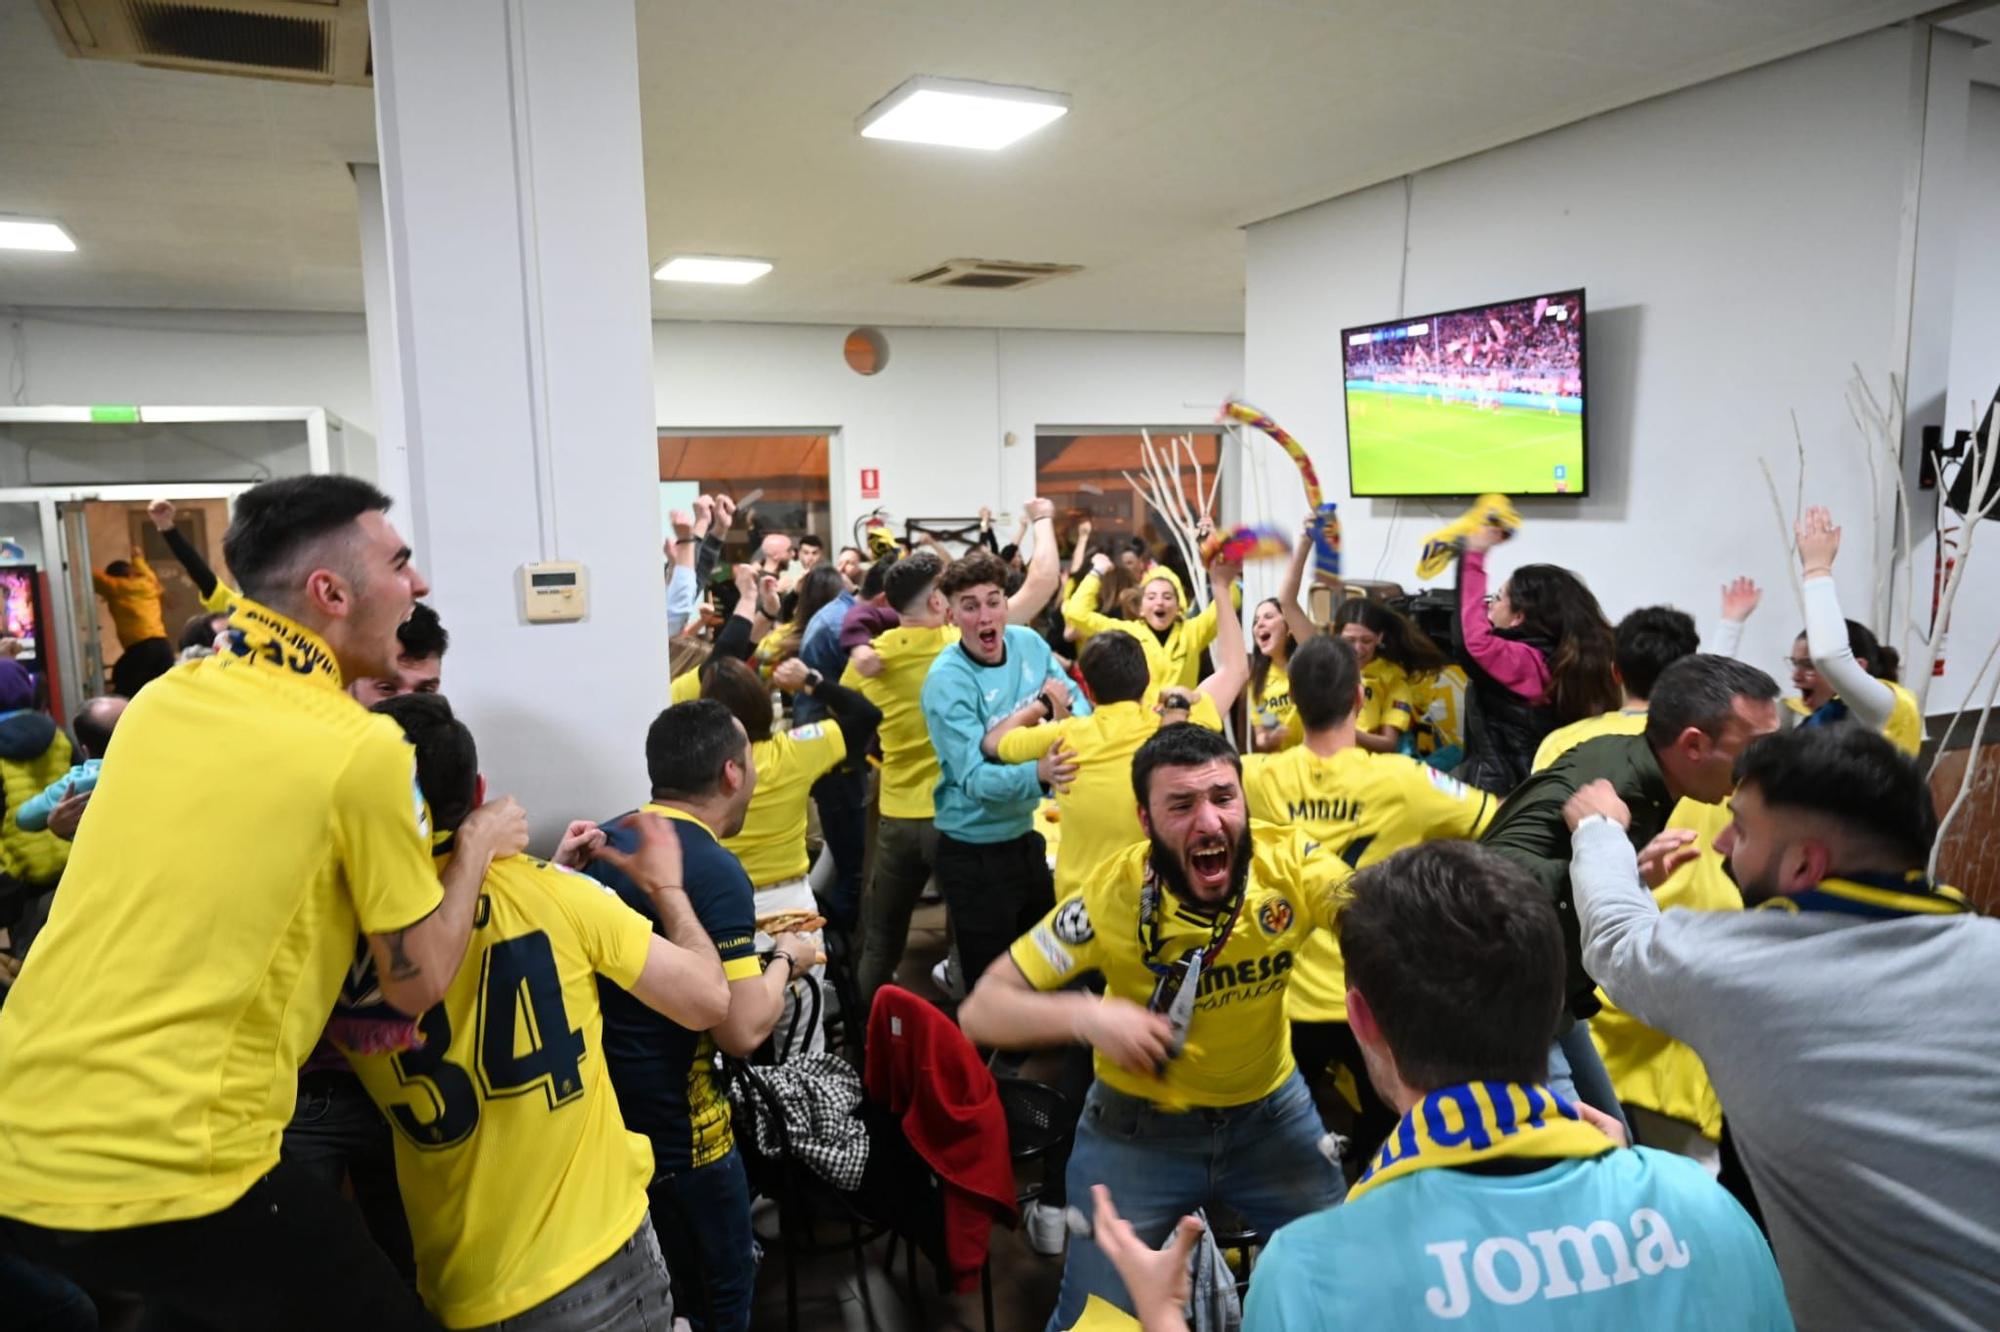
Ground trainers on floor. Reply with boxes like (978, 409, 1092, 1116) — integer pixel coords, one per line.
(1024, 1200, 1067, 1257)
(930, 955, 964, 1001)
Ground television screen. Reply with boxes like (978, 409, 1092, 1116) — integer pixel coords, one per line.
(1342, 289, 1586, 497)
(0, 566, 41, 664)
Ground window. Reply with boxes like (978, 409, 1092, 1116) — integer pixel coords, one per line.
(1034, 429, 1227, 551)
(658, 432, 833, 565)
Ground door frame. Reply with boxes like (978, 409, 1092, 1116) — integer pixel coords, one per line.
(0, 484, 258, 717)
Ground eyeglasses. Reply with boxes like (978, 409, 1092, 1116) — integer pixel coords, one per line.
(1484, 592, 1502, 606)
(1784, 657, 1815, 673)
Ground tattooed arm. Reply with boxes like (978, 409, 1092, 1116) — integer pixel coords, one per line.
(365, 798, 529, 1016)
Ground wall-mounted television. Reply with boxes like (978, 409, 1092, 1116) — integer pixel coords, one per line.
(1342, 288, 1586, 498)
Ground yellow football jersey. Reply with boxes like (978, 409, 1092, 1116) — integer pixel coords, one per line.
(1357, 658, 1415, 737)
(1062, 573, 1235, 690)
(1011, 829, 1349, 1108)
(1881, 680, 1922, 756)
(669, 668, 701, 705)
(843, 624, 956, 819)
(995, 696, 1223, 900)
(1591, 798, 1741, 1140)
(0, 598, 443, 1229)
(1533, 708, 1648, 773)
(1251, 662, 1303, 750)
(1409, 665, 1467, 756)
(1243, 746, 1495, 1022)
(345, 852, 655, 1328)
(724, 720, 847, 887)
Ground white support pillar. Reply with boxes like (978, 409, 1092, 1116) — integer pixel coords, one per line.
(368, 0, 667, 838)
(351, 163, 411, 520)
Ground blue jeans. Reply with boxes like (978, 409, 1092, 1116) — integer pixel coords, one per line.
(1049, 1073, 1343, 1331)
(466, 1214, 673, 1332)
(648, 1151, 755, 1332)
(0, 1249, 96, 1332)
(1548, 1021, 1630, 1134)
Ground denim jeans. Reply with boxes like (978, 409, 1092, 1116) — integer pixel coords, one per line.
(281, 1069, 415, 1279)
(1048, 1072, 1344, 1330)
(465, 1214, 673, 1332)
(1548, 1021, 1630, 1135)
(648, 1152, 756, 1332)
(0, 1249, 96, 1332)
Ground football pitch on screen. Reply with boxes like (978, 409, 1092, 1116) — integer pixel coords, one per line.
(1346, 389, 1583, 495)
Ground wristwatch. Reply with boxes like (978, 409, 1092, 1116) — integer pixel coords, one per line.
(1037, 691, 1056, 720)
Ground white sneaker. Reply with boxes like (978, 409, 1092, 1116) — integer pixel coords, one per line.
(1024, 1200, 1066, 1257)
(930, 956, 964, 1000)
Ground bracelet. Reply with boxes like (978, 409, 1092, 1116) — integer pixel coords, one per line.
(1037, 692, 1055, 720)
(769, 951, 797, 975)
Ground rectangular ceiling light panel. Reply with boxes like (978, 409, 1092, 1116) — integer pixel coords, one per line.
(859, 76, 1069, 150)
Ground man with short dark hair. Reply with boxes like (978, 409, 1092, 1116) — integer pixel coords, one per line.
(93, 546, 175, 696)
(796, 533, 824, 572)
(1480, 654, 1780, 1117)
(351, 601, 448, 705)
(1568, 724, 2000, 1330)
(344, 693, 727, 1331)
(593, 699, 815, 1332)
(922, 538, 1088, 991)
(960, 724, 1349, 1329)
(1093, 840, 1788, 1331)
(1241, 634, 1495, 1166)
(1532, 606, 1701, 771)
(0, 475, 529, 1331)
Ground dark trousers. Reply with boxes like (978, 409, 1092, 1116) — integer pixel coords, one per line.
(281, 1069, 416, 1280)
(647, 1151, 755, 1332)
(935, 829, 1054, 992)
(0, 1161, 435, 1332)
(809, 768, 867, 931)
(0, 1248, 96, 1332)
(856, 814, 938, 1009)
(110, 637, 174, 698)
(1291, 1019, 1400, 1167)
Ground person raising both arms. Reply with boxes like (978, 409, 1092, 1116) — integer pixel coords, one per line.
(1066, 538, 1241, 692)
(1448, 522, 1621, 794)
(1787, 505, 1922, 755)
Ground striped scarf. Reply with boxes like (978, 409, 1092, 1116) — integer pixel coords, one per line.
(1348, 1081, 1614, 1203)
(1767, 869, 1970, 921)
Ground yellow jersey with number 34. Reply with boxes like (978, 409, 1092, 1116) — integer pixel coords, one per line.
(344, 852, 656, 1329)
(1243, 746, 1494, 1022)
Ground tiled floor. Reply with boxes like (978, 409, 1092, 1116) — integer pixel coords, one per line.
(745, 899, 1068, 1332)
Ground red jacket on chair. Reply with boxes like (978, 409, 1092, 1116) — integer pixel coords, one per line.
(863, 985, 1018, 1292)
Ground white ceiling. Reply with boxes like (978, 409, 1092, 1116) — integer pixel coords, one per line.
(0, 0, 1961, 332)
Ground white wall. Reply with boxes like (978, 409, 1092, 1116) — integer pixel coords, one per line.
(1246, 27, 1982, 706)
(651, 322, 1244, 543)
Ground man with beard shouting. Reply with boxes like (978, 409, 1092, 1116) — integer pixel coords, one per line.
(960, 724, 1351, 1329)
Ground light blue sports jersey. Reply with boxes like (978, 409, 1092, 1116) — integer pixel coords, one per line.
(1244, 1148, 1791, 1330)
(921, 624, 1089, 843)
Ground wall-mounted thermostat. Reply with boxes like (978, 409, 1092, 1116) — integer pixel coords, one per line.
(518, 561, 588, 623)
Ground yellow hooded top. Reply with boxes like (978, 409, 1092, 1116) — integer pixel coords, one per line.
(1063, 565, 1239, 690)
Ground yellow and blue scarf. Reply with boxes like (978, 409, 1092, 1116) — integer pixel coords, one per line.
(1348, 1081, 1614, 1202)
(1766, 869, 1970, 922)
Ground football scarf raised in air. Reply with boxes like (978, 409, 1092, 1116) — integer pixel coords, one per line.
(1767, 869, 1970, 921)
(1347, 1081, 1614, 1203)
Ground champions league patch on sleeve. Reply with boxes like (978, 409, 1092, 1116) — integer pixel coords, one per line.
(1426, 767, 1471, 799)
(1052, 898, 1094, 945)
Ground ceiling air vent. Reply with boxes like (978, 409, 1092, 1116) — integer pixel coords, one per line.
(36, 0, 372, 87)
(903, 258, 1082, 292)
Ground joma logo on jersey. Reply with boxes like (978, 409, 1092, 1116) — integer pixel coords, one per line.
(1421, 1208, 1692, 1320)
(1289, 797, 1363, 823)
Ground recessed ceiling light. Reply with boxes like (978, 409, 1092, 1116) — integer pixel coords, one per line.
(0, 217, 76, 253)
(858, 76, 1069, 151)
(653, 256, 773, 285)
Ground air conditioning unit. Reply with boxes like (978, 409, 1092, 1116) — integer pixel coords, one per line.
(36, 0, 372, 87)
(903, 258, 1083, 292)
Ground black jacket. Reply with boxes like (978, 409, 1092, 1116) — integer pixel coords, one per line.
(1453, 562, 1556, 795)
(1479, 731, 1678, 1018)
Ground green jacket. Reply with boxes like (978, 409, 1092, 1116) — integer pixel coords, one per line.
(1480, 731, 1675, 1017)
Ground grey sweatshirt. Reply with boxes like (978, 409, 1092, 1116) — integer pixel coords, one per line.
(1571, 817, 2000, 1332)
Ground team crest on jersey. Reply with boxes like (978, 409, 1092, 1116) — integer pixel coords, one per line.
(1257, 898, 1294, 936)
(1426, 767, 1470, 799)
(1053, 898, 1094, 944)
